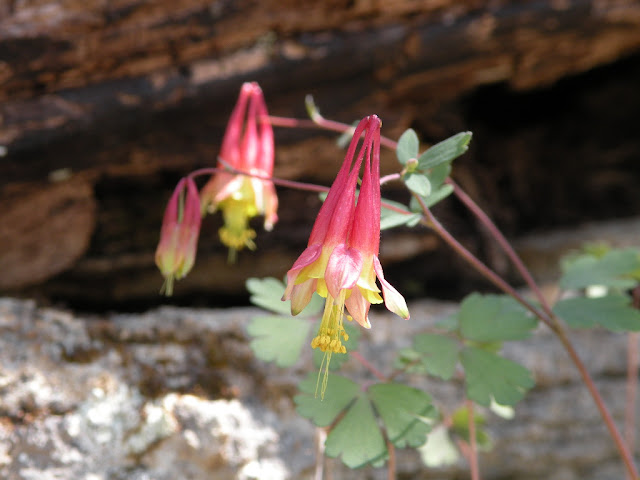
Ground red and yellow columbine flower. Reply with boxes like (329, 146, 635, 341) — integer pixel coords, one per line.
(155, 177, 202, 296)
(282, 115, 409, 395)
(200, 82, 278, 259)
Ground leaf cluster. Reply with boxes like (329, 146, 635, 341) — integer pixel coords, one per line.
(245, 277, 323, 368)
(295, 374, 437, 468)
(381, 130, 472, 230)
(555, 247, 640, 331)
(395, 293, 537, 407)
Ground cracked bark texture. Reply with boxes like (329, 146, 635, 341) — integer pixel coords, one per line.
(1, 0, 640, 307)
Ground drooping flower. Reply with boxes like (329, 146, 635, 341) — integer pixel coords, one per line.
(282, 115, 409, 394)
(200, 82, 278, 260)
(155, 177, 202, 296)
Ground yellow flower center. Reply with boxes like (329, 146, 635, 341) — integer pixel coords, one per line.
(218, 180, 259, 256)
(312, 290, 350, 398)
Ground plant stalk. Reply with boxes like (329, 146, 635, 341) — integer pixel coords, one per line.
(466, 399, 481, 480)
(414, 192, 639, 479)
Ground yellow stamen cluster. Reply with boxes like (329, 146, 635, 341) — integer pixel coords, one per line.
(311, 325, 349, 353)
(218, 196, 258, 253)
(312, 292, 351, 399)
(311, 293, 350, 354)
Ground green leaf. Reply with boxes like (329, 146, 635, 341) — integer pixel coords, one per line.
(294, 374, 359, 427)
(461, 347, 534, 407)
(369, 383, 436, 448)
(553, 295, 640, 332)
(247, 315, 312, 367)
(411, 334, 459, 380)
(380, 197, 422, 230)
(417, 132, 472, 170)
(247, 277, 323, 316)
(458, 293, 538, 342)
(426, 163, 451, 190)
(396, 129, 420, 165)
(404, 172, 432, 197)
(380, 210, 422, 230)
(325, 395, 388, 468)
(409, 184, 454, 211)
(560, 249, 640, 290)
(313, 321, 361, 370)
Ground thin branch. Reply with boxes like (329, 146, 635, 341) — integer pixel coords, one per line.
(189, 166, 411, 215)
(412, 192, 556, 330)
(189, 166, 329, 194)
(266, 114, 399, 150)
(447, 179, 556, 319)
(351, 351, 388, 382)
(466, 399, 481, 480)
(414, 192, 639, 479)
(386, 436, 397, 480)
(626, 331, 638, 480)
(626, 286, 640, 480)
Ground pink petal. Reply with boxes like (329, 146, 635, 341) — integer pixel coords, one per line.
(373, 256, 410, 320)
(325, 244, 363, 299)
(289, 279, 317, 316)
(282, 244, 323, 300)
(345, 288, 372, 329)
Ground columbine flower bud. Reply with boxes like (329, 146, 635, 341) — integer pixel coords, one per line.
(200, 82, 278, 260)
(282, 115, 409, 397)
(155, 177, 201, 296)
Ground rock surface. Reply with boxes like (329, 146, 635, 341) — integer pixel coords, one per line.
(0, 296, 637, 479)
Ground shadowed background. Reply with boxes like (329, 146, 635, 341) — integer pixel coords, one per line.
(1, 0, 639, 310)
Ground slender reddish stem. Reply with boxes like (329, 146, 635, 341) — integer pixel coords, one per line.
(557, 331, 639, 479)
(189, 166, 329, 193)
(351, 351, 387, 382)
(413, 192, 555, 328)
(386, 437, 397, 480)
(626, 332, 639, 480)
(414, 192, 639, 479)
(447, 179, 556, 318)
(466, 399, 481, 480)
(266, 114, 399, 150)
(189, 166, 410, 215)
(626, 287, 640, 479)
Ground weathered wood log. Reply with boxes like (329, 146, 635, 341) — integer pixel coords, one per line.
(1, 0, 640, 308)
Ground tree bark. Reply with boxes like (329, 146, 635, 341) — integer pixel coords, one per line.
(1, 0, 640, 308)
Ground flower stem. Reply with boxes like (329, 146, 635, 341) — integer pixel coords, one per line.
(626, 287, 640, 479)
(266, 114, 399, 150)
(351, 351, 388, 382)
(189, 166, 329, 193)
(413, 192, 554, 328)
(447, 179, 556, 318)
(189, 166, 410, 215)
(386, 436, 397, 480)
(414, 191, 640, 479)
(466, 399, 481, 480)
